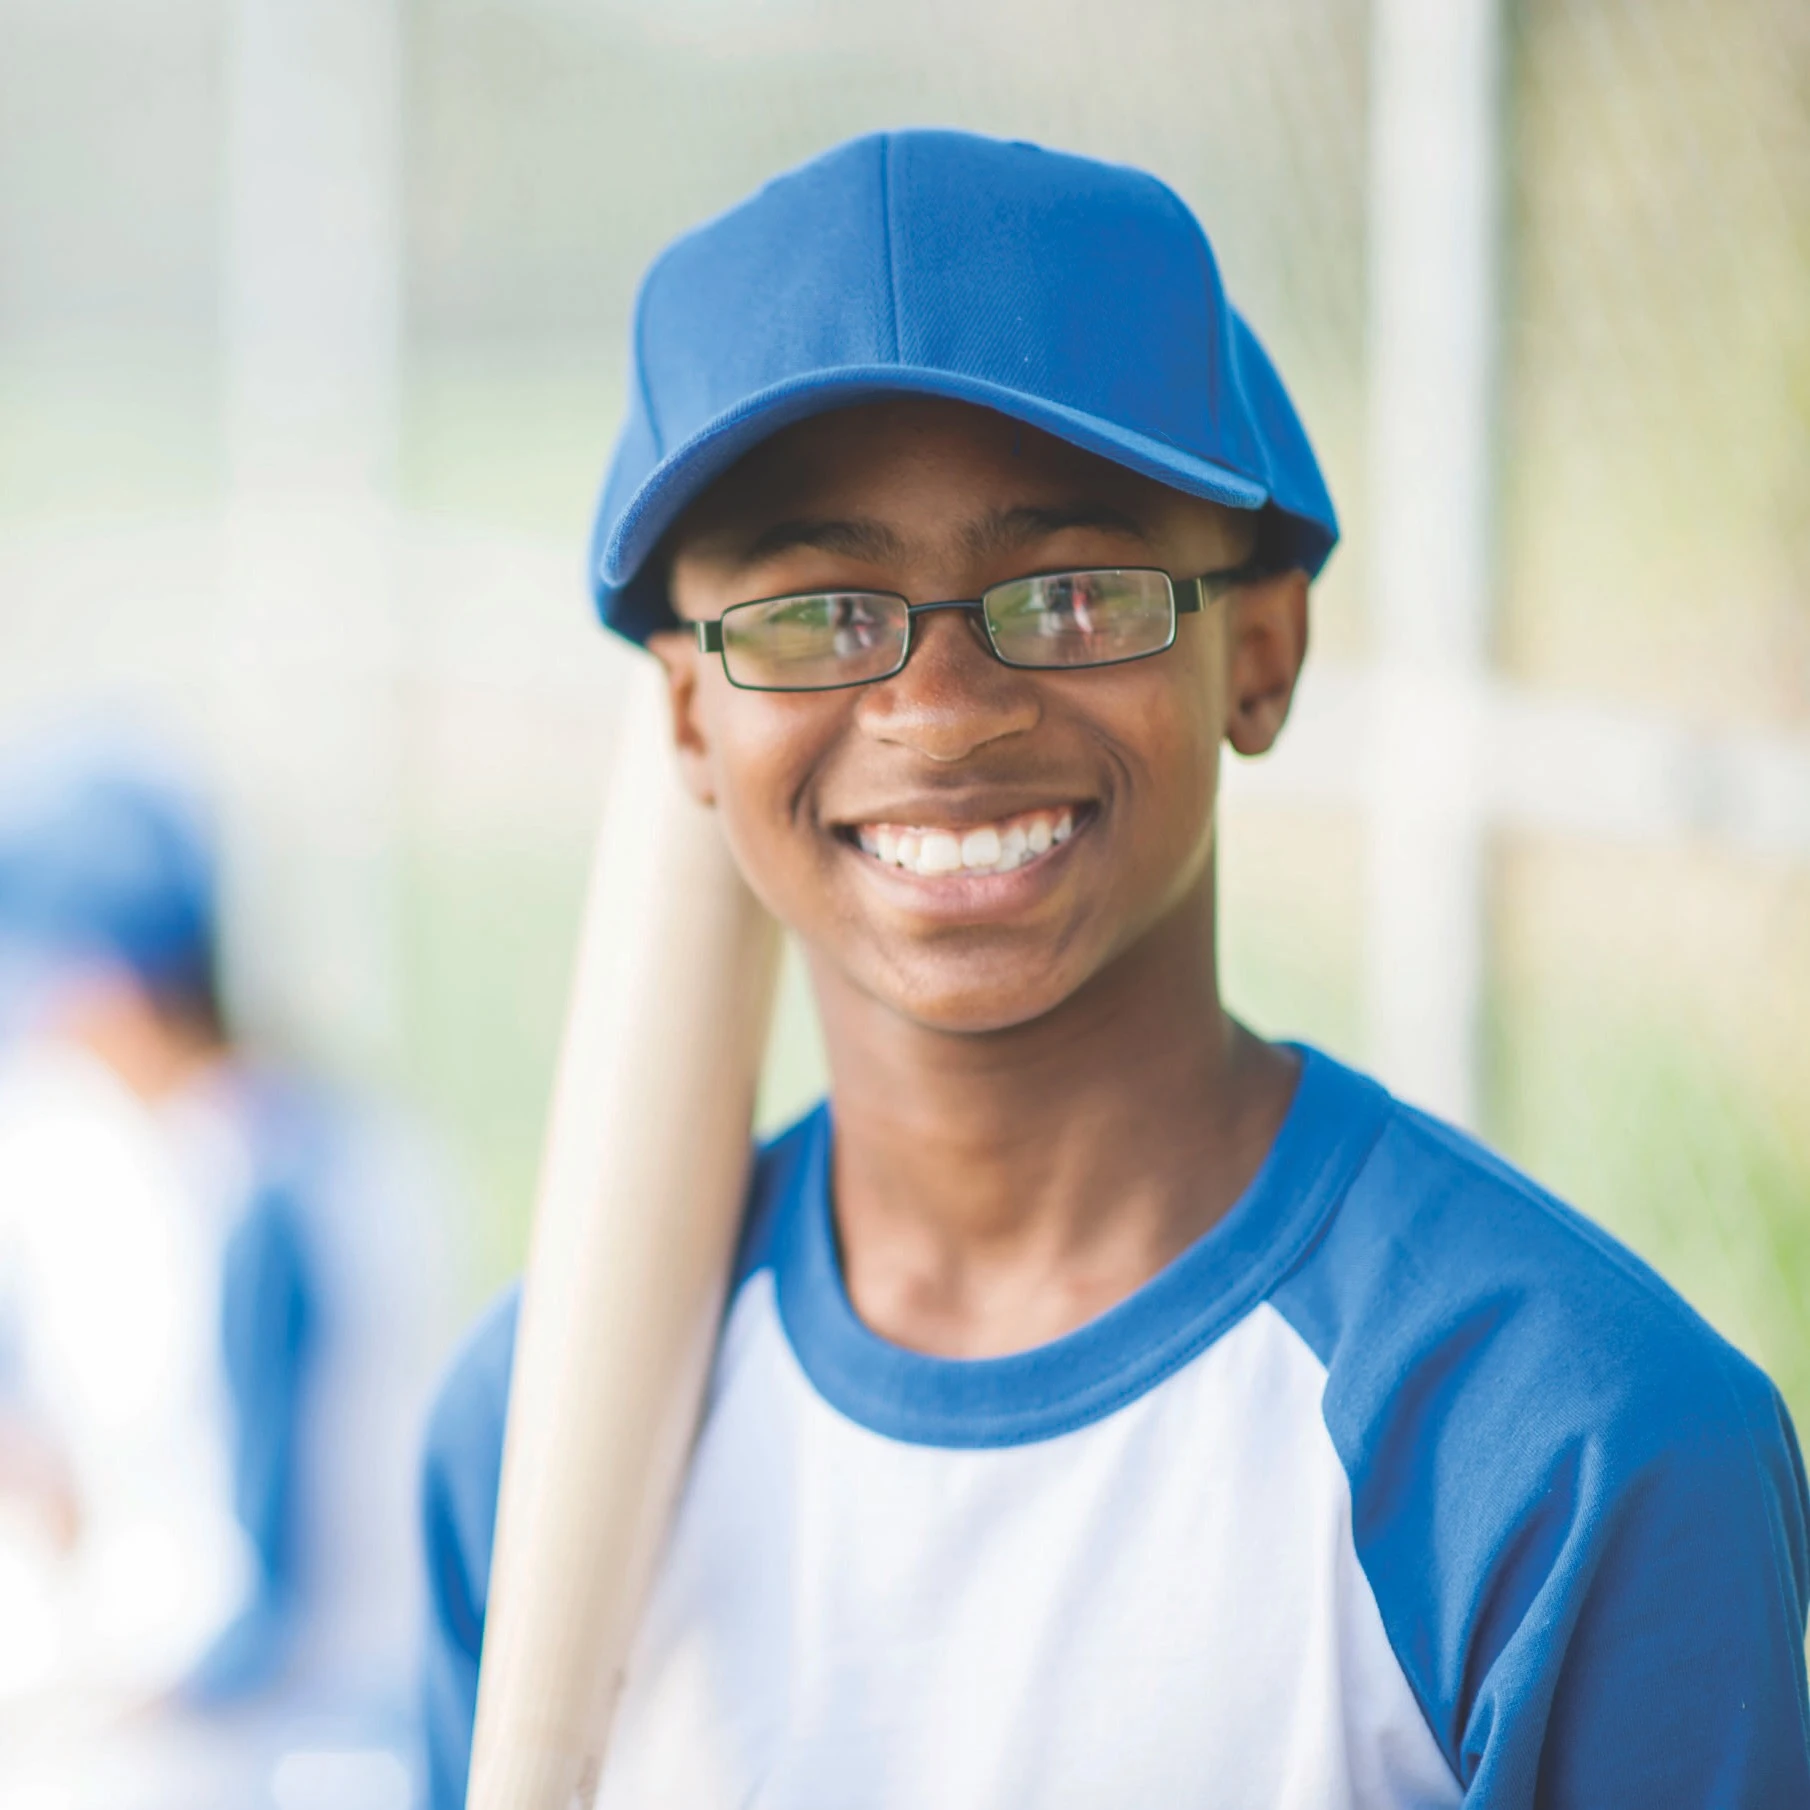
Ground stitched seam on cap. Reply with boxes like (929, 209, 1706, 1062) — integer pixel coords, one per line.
(879, 134, 902, 364)
(633, 270, 664, 461)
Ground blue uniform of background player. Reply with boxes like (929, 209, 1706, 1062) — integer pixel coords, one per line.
(0, 740, 454, 1805)
(421, 132, 1810, 1807)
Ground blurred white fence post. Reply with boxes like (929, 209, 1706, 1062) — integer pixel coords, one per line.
(1362, 0, 1504, 1127)
(217, 0, 403, 1067)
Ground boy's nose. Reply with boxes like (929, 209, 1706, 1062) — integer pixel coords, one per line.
(853, 604, 1041, 763)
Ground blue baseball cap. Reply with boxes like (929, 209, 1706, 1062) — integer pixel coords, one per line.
(590, 129, 1338, 643)
(0, 739, 219, 1028)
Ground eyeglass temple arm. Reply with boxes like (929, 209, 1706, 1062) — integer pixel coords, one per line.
(696, 620, 724, 652)
(1185, 556, 1278, 612)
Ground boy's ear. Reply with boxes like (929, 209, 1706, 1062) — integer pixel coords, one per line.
(1223, 570, 1309, 758)
(644, 629, 718, 807)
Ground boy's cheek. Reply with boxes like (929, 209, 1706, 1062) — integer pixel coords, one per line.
(697, 666, 1219, 968)
(699, 738, 840, 932)
(689, 686, 815, 830)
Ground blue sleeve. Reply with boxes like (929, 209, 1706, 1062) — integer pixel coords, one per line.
(1509, 1374, 1810, 1802)
(420, 1289, 519, 1810)
(1277, 1104, 1810, 1806)
(183, 1185, 314, 1703)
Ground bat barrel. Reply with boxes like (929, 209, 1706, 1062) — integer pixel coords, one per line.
(467, 656, 779, 1809)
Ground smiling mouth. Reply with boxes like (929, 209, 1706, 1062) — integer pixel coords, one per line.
(841, 805, 1088, 879)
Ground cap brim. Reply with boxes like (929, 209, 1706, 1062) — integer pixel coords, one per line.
(592, 365, 1270, 640)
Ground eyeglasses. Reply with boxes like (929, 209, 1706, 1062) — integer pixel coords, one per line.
(693, 561, 1269, 693)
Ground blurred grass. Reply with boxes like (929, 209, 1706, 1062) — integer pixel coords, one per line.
(1493, 1004, 1810, 1430)
(1489, 837, 1810, 1432)
(393, 830, 590, 1293)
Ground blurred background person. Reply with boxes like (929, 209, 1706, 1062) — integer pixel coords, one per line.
(0, 735, 454, 1809)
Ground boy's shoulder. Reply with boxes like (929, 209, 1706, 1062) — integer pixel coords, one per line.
(1268, 1066, 1810, 1782)
(1277, 1070, 1788, 1462)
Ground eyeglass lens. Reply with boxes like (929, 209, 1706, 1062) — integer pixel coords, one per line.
(982, 569, 1175, 668)
(720, 591, 911, 690)
(718, 570, 1176, 690)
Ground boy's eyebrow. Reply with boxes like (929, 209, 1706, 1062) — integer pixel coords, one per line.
(962, 502, 1152, 556)
(740, 517, 908, 566)
(732, 502, 1151, 577)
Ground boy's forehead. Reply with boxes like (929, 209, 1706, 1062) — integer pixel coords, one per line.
(675, 397, 1196, 554)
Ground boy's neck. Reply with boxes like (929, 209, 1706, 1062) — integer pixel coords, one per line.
(810, 875, 1300, 1359)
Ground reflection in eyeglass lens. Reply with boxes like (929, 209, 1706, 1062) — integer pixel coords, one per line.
(1029, 574, 1106, 639)
(830, 594, 894, 658)
(986, 570, 1175, 669)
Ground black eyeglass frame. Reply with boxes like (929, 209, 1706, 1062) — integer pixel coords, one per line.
(692, 559, 1274, 693)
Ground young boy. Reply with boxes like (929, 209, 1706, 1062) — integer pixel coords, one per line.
(420, 131, 1810, 1807)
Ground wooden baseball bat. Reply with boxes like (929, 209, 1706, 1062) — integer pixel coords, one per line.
(465, 653, 780, 1809)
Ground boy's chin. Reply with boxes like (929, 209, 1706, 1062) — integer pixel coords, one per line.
(858, 953, 1092, 1039)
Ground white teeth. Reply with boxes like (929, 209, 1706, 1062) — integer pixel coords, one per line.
(960, 827, 1002, 869)
(919, 832, 963, 874)
(854, 808, 1083, 877)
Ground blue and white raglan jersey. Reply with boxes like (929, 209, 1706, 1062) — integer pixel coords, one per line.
(420, 1048, 1810, 1808)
